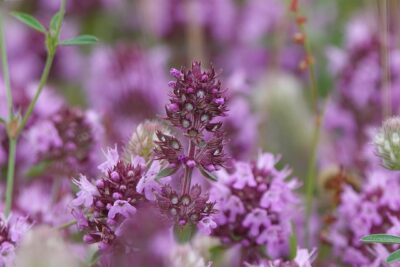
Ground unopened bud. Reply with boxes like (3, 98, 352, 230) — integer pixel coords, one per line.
(374, 116, 400, 170)
(293, 32, 305, 44)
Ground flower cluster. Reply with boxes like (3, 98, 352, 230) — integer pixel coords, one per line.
(210, 153, 300, 263)
(152, 62, 228, 231)
(158, 61, 227, 172)
(327, 170, 400, 266)
(245, 247, 316, 267)
(25, 107, 101, 176)
(71, 148, 147, 250)
(0, 215, 30, 267)
(323, 13, 400, 171)
(85, 44, 168, 141)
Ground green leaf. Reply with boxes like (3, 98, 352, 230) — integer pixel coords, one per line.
(209, 245, 227, 261)
(155, 166, 178, 180)
(11, 12, 46, 33)
(173, 223, 196, 244)
(0, 117, 5, 125)
(60, 35, 98, 46)
(289, 230, 298, 260)
(387, 249, 400, 263)
(25, 160, 51, 177)
(87, 249, 101, 266)
(49, 12, 61, 33)
(361, 234, 400, 244)
(199, 166, 218, 181)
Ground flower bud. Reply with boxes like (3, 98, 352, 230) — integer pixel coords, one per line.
(374, 116, 400, 170)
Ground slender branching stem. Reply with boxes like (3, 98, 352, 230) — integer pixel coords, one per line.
(0, 10, 13, 121)
(4, 139, 16, 216)
(56, 219, 77, 230)
(15, 53, 55, 137)
(2, 0, 66, 217)
(377, 0, 391, 118)
(289, 2, 323, 247)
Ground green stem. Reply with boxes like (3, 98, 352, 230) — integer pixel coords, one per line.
(0, 9, 13, 121)
(2, 0, 66, 216)
(56, 219, 77, 230)
(377, 0, 391, 118)
(15, 0, 66, 137)
(15, 53, 55, 137)
(4, 139, 16, 216)
(0, 7, 16, 218)
(304, 115, 321, 247)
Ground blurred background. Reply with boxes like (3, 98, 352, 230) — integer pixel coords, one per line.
(1, 0, 400, 266)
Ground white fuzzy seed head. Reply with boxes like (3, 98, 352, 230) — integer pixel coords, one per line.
(374, 116, 400, 170)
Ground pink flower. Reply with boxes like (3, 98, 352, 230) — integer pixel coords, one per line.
(72, 175, 98, 207)
(108, 200, 137, 219)
(197, 217, 217, 235)
(98, 145, 119, 173)
(136, 160, 164, 201)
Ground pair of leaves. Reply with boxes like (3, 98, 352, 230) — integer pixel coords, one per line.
(11, 12, 97, 46)
(362, 234, 400, 263)
(156, 164, 218, 181)
(155, 166, 178, 180)
(199, 165, 218, 181)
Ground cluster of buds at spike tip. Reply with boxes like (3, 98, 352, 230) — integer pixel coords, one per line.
(155, 61, 228, 176)
(71, 160, 146, 251)
(374, 116, 400, 170)
(152, 62, 227, 238)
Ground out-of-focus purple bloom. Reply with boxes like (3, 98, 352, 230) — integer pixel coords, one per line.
(223, 97, 258, 160)
(38, 0, 123, 15)
(246, 247, 316, 267)
(210, 152, 300, 263)
(16, 182, 74, 226)
(95, 203, 171, 267)
(0, 215, 30, 267)
(327, 168, 400, 266)
(322, 12, 400, 172)
(85, 44, 169, 141)
(23, 107, 102, 176)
